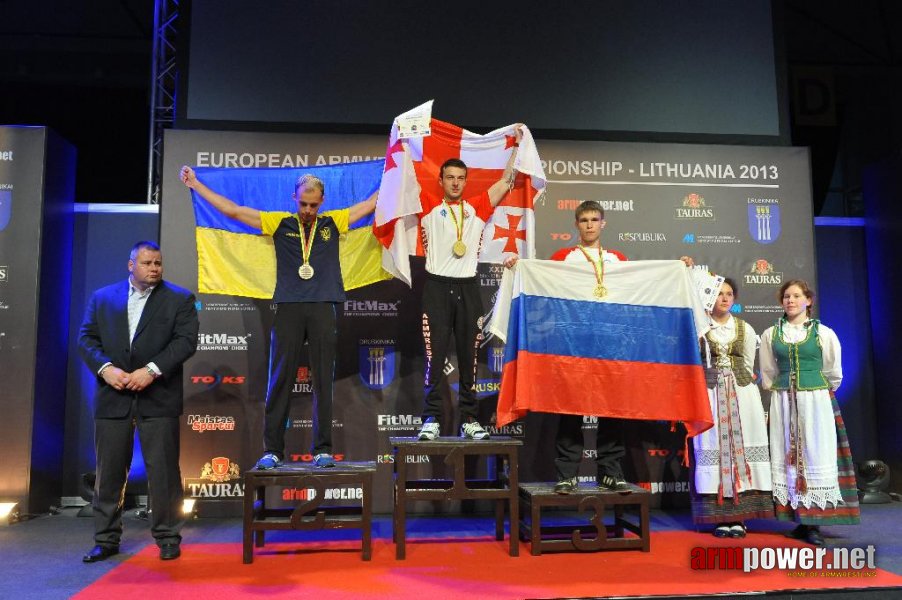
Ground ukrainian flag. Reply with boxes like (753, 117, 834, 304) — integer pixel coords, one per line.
(190, 160, 391, 298)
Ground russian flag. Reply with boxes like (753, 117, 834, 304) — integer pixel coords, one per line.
(488, 259, 713, 437)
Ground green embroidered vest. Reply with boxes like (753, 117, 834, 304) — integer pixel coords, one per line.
(705, 317, 754, 386)
(770, 319, 830, 391)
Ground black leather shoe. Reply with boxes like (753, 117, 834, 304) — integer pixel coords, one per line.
(805, 526, 825, 547)
(785, 524, 808, 540)
(83, 545, 119, 563)
(160, 543, 181, 560)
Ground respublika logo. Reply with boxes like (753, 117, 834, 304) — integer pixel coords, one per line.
(359, 339, 396, 390)
(744, 259, 783, 286)
(675, 193, 715, 220)
(618, 232, 667, 243)
(0, 190, 11, 231)
(748, 198, 781, 244)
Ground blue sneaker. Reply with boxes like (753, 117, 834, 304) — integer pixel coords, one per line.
(313, 453, 336, 468)
(255, 453, 282, 470)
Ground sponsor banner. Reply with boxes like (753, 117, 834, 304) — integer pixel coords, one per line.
(163, 130, 816, 513)
(184, 456, 244, 499)
(186, 414, 236, 433)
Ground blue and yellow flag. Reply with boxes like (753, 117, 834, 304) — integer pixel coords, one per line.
(190, 160, 391, 298)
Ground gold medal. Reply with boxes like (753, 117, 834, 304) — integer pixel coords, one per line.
(298, 264, 315, 279)
(593, 284, 608, 298)
(452, 240, 467, 257)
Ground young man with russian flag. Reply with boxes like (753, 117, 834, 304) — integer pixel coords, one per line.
(179, 166, 376, 470)
(503, 201, 697, 495)
(416, 126, 525, 441)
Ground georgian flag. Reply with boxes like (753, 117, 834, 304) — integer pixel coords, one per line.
(374, 101, 547, 286)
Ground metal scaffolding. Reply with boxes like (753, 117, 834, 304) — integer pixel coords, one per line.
(146, 0, 180, 204)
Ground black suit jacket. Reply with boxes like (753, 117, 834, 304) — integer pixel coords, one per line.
(78, 279, 199, 419)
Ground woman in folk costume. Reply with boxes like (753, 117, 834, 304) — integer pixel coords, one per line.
(692, 278, 774, 538)
(759, 280, 860, 546)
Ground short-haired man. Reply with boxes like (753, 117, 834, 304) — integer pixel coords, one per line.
(79, 241, 199, 562)
(416, 127, 523, 441)
(506, 200, 692, 494)
(180, 167, 376, 469)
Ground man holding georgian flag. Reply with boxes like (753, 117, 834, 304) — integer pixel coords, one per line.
(374, 101, 546, 441)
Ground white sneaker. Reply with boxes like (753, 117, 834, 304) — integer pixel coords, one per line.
(460, 420, 490, 440)
(417, 417, 440, 441)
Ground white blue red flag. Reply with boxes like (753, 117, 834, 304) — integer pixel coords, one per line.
(489, 259, 713, 436)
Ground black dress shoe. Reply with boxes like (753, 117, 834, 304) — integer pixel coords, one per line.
(160, 543, 181, 560)
(805, 526, 825, 547)
(83, 545, 119, 563)
(785, 524, 808, 540)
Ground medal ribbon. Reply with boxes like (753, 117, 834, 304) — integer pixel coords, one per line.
(296, 216, 318, 266)
(443, 199, 464, 244)
(576, 245, 606, 289)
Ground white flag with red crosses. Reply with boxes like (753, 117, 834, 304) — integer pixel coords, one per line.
(375, 101, 546, 286)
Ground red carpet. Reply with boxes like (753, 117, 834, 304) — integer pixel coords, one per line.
(74, 531, 902, 599)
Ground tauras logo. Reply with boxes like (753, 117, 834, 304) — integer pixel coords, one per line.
(186, 414, 236, 432)
(744, 259, 783, 286)
(185, 456, 244, 498)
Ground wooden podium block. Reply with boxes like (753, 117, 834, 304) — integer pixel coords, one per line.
(390, 436, 522, 559)
(242, 462, 376, 563)
(518, 482, 651, 556)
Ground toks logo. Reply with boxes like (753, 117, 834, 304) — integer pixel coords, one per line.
(190, 374, 246, 387)
(744, 259, 783, 286)
(675, 193, 715, 220)
(184, 456, 244, 499)
(289, 453, 345, 463)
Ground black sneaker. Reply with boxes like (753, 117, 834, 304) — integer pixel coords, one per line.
(598, 475, 632, 494)
(553, 477, 578, 495)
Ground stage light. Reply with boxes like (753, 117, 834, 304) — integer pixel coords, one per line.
(182, 498, 197, 516)
(858, 460, 892, 504)
(0, 502, 19, 526)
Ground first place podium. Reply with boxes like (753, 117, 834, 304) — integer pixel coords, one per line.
(390, 436, 522, 559)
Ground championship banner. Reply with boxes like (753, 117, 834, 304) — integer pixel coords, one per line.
(490, 259, 712, 435)
(189, 160, 390, 298)
(375, 101, 547, 286)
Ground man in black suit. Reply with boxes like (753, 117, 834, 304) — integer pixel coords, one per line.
(78, 241, 199, 562)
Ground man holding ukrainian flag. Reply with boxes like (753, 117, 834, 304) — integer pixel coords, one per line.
(180, 166, 377, 470)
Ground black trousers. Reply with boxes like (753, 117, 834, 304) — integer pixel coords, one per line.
(554, 414, 626, 480)
(263, 302, 336, 458)
(421, 274, 483, 422)
(93, 400, 182, 548)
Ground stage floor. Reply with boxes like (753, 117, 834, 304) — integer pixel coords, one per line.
(1, 503, 901, 599)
